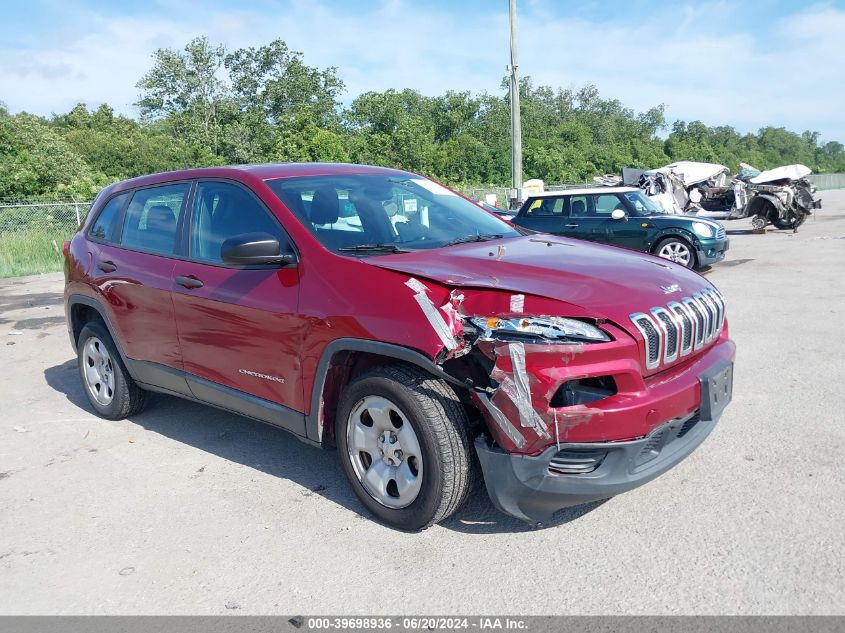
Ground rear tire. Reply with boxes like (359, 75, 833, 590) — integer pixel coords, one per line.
(77, 320, 147, 420)
(336, 364, 473, 530)
(654, 236, 696, 269)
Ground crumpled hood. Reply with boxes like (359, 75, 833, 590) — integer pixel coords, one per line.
(749, 164, 812, 184)
(368, 235, 714, 328)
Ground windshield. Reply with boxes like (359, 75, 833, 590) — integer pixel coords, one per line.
(265, 173, 522, 255)
(622, 191, 664, 216)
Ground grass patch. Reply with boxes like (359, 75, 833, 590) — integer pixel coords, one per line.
(0, 229, 69, 278)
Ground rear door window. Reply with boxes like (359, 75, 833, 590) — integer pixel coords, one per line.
(88, 193, 129, 242)
(120, 183, 189, 256)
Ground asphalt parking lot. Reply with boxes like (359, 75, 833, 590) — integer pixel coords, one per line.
(1, 192, 844, 616)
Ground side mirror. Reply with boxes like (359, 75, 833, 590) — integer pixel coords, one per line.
(220, 232, 297, 267)
(611, 209, 627, 221)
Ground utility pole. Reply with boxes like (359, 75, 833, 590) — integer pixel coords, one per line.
(508, 0, 523, 209)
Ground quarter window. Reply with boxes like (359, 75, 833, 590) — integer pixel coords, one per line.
(190, 182, 284, 264)
(120, 184, 188, 255)
(89, 193, 128, 242)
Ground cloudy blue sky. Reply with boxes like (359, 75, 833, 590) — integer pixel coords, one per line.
(2, 0, 844, 141)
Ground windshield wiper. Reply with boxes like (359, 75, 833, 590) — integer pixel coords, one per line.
(444, 233, 504, 247)
(336, 243, 414, 254)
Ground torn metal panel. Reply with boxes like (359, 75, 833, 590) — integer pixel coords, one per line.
(472, 391, 526, 449)
(488, 343, 551, 441)
(440, 289, 465, 338)
(750, 164, 812, 184)
(405, 277, 459, 352)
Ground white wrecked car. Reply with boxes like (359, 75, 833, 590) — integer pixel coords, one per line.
(629, 161, 821, 231)
(696, 163, 821, 230)
(630, 162, 730, 215)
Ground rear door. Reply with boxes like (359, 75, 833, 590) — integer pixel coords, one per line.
(513, 196, 566, 234)
(86, 183, 190, 388)
(171, 180, 306, 425)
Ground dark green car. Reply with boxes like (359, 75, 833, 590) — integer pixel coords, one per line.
(512, 187, 729, 269)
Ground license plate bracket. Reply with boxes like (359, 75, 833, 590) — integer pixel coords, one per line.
(700, 360, 733, 422)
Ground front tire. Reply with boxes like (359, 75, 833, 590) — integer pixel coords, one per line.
(772, 212, 807, 231)
(336, 364, 473, 530)
(654, 236, 696, 269)
(77, 320, 147, 420)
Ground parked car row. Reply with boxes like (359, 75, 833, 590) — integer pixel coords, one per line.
(64, 163, 734, 530)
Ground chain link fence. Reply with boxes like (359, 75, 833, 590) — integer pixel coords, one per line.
(0, 199, 93, 278)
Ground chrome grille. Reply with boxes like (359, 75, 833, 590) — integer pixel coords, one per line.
(630, 288, 725, 371)
(668, 301, 693, 356)
(652, 308, 679, 363)
(630, 313, 662, 369)
(715, 226, 726, 239)
(684, 297, 706, 349)
(697, 293, 717, 342)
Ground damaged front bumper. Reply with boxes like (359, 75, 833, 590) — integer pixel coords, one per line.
(473, 343, 735, 523)
(475, 400, 720, 524)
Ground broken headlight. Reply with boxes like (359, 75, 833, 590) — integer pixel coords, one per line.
(466, 316, 610, 344)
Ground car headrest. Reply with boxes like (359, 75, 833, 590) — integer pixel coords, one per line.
(571, 200, 586, 215)
(310, 187, 340, 225)
(147, 205, 176, 229)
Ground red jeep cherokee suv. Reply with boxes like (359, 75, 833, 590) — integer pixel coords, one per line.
(64, 163, 735, 529)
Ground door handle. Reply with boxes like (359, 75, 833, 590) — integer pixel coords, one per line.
(564, 223, 579, 228)
(97, 261, 117, 273)
(175, 276, 204, 289)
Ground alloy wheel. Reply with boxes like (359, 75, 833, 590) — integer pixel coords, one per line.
(657, 241, 692, 266)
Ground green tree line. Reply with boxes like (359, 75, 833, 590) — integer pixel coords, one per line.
(2, 36, 844, 201)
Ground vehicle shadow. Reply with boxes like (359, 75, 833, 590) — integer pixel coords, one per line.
(44, 359, 605, 534)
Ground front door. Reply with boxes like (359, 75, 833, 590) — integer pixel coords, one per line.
(606, 190, 659, 252)
(170, 180, 305, 424)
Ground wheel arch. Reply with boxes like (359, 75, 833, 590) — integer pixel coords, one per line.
(650, 231, 699, 268)
(67, 294, 118, 354)
(747, 193, 783, 220)
(305, 339, 468, 447)
(652, 229, 698, 250)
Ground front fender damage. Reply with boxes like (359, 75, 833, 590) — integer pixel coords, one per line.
(403, 276, 596, 455)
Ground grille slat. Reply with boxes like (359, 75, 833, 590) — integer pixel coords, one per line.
(631, 288, 725, 371)
(669, 302, 693, 355)
(698, 293, 718, 342)
(653, 308, 679, 363)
